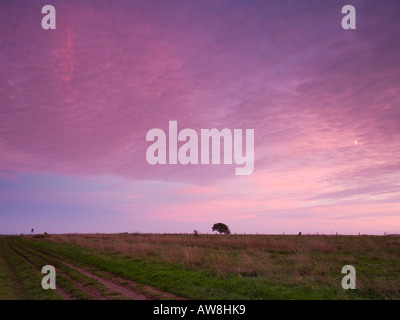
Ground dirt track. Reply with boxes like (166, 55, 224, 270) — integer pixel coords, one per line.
(8, 240, 183, 300)
(8, 241, 74, 300)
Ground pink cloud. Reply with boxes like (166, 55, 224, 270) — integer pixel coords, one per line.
(1, 0, 399, 234)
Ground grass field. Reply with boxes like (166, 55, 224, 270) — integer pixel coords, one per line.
(0, 233, 399, 300)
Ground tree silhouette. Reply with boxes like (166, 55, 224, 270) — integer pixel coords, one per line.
(212, 223, 231, 235)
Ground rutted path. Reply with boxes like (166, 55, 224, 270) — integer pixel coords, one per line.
(14, 241, 184, 300)
(7, 240, 74, 300)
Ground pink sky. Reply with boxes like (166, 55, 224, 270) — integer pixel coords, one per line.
(1, 0, 399, 235)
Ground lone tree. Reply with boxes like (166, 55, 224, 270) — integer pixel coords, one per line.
(212, 223, 231, 235)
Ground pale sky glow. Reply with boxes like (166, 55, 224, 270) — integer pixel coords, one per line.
(1, 0, 400, 235)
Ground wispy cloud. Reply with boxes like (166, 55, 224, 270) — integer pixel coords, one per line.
(1, 0, 399, 234)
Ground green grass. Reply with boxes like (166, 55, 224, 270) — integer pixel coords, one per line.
(0, 237, 63, 300)
(2, 234, 400, 300)
(8, 239, 92, 300)
(10, 240, 123, 299)
(17, 234, 400, 299)
(0, 239, 19, 299)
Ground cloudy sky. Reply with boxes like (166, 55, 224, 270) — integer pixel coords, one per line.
(1, 0, 399, 234)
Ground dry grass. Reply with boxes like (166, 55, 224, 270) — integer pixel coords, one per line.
(44, 233, 398, 281)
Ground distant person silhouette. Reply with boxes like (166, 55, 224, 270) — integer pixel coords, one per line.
(31, 228, 34, 234)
